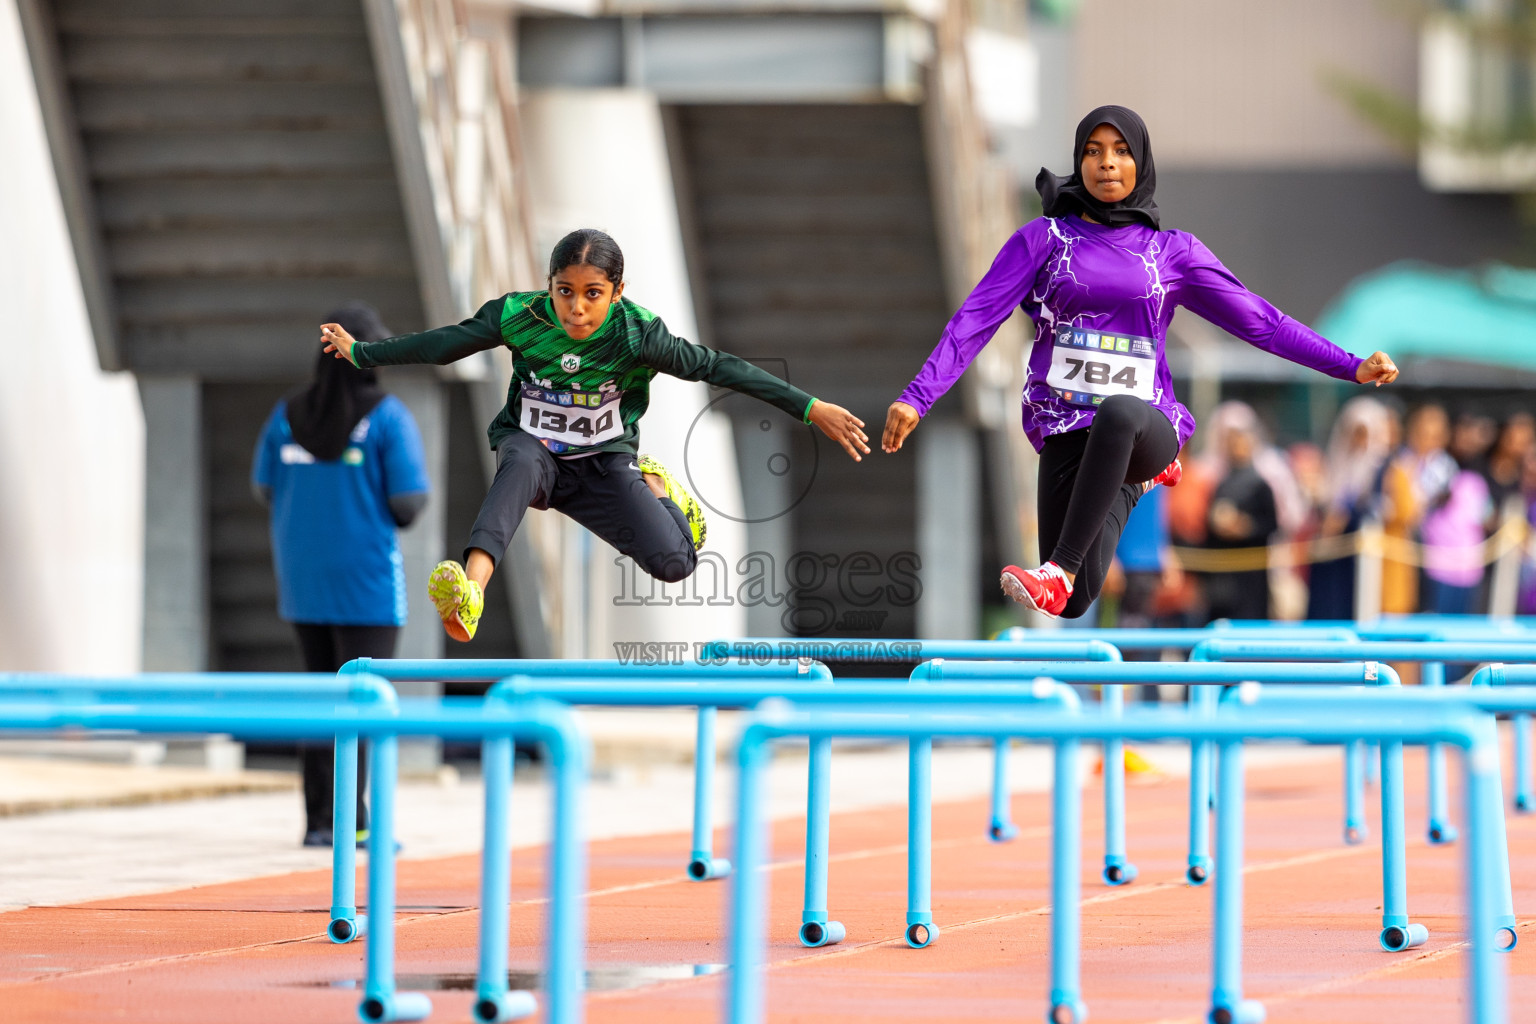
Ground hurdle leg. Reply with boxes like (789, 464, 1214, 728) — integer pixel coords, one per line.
(1364, 741, 1379, 786)
(1483, 743, 1519, 952)
(1344, 741, 1367, 844)
(688, 707, 731, 880)
(328, 731, 365, 943)
(905, 736, 938, 947)
(1102, 684, 1136, 885)
(1048, 737, 1086, 1024)
(473, 736, 537, 1023)
(727, 736, 772, 1024)
(358, 736, 430, 1024)
(1424, 662, 1458, 844)
(1377, 740, 1427, 951)
(1210, 740, 1263, 1024)
(1464, 730, 1511, 1023)
(799, 736, 844, 946)
(1187, 686, 1215, 885)
(1514, 713, 1533, 813)
(988, 738, 1019, 841)
(545, 721, 589, 1024)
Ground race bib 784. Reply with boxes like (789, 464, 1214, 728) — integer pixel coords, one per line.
(1046, 325, 1157, 406)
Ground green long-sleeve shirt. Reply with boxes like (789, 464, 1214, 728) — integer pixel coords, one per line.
(353, 291, 817, 457)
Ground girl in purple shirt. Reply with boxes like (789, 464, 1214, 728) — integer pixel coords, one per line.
(883, 105, 1398, 617)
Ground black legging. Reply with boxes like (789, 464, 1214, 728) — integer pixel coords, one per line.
(1037, 394, 1179, 619)
(292, 623, 400, 834)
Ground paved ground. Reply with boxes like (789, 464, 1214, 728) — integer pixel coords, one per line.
(1, 739, 1529, 1023)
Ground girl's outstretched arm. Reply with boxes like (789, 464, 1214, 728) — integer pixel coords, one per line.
(1174, 235, 1397, 387)
(639, 318, 870, 461)
(895, 227, 1043, 427)
(322, 296, 506, 368)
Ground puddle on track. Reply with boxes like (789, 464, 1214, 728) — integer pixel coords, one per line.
(307, 964, 727, 994)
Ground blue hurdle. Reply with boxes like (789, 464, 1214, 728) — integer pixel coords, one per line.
(701, 637, 1121, 844)
(0, 671, 398, 945)
(910, 658, 1421, 943)
(1214, 617, 1536, 829)
(994, 626, 1357, 840)
(0, 692, 587, 1024)
(483, 673, 1079, 950)
(1478, 664, 1536, 810)
(344, 656, 829, 887)
(1233, 682, 1535, 955)
(1192, 637, 1536, 847)
(724, 696, 1508, 1024)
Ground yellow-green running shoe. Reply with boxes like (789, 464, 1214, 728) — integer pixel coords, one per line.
(638, 454, 707, 551)
(427, 560, 483, 642)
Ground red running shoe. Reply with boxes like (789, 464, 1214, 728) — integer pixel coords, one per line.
(1000, 562, 1073, 617)
(1150, 458, 1183, 490)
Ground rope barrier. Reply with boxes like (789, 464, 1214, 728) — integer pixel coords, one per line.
(1165, 515, 1531, 573)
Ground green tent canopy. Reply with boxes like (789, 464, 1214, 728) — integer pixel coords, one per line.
(1314, 261, 1536, 378)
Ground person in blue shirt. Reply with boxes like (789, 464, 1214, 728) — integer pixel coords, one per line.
(252, 302, 430, 847)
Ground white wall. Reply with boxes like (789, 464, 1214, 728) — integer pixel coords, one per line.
(520, 89, 748, 658)
(1074, 0, 1416, 169)
(0, 0, 144, 671)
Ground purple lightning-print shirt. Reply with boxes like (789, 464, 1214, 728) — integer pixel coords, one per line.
(898, 216, 1363, 452)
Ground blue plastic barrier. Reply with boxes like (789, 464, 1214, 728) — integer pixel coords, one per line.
(1193, 638, 1536, 847)
(344, 656, 829, 887)
(0, 692, 587, 1024)
(1222, 617, 1536, 834)
(911, 659, 1395, 899)
(704, 637, 1122, 846)
(0, 671, 397, 945)
(482, 674, 1080, 950)
(724, 696, 1507, 1024)
(1232, 682, 1536, 954)
(1480, 664, 1536, 810)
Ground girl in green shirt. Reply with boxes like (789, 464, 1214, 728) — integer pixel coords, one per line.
(321, 228, 868, 641)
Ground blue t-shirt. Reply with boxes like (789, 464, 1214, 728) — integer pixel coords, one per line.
(252, 395, 429, 625)
(1116, 484, 1167, 573)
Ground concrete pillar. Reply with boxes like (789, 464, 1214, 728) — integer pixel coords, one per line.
(378, 367, 446, 774)
(139, 375, 206, 671)
(916, 419, 981, 639)
(734, 416, 794, 638)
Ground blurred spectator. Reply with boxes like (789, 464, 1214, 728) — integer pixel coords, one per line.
(1449, 411, 1497, 473)
(1306, 397, 1392, 621)
(1420, 458, 1491, 615)
(1202, 414, 1278, 621)
(1167, 441, 1212, 548)
(1519, 451, 1536, 615)
(1379, 404, 1455, 614)
(1484, 413, 1534, 513)
(1198, 402, 1307, 536)
(1111, 484, 1190, 625)
(252, 302, 430, 848)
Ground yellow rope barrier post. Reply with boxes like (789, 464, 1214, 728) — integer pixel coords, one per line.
(1488, 497, 1526, 619)
(1354, 517, 1384, 625)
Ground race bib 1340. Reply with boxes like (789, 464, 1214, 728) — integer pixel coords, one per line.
(520, 384, 625, 454)
(1046, 324, 1157, 406)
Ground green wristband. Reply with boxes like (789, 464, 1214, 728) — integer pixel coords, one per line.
(803, 398, 817, 424)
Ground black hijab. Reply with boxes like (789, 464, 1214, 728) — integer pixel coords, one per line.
(286, 302, 389, 462)
(1035, 105, 1160, 229)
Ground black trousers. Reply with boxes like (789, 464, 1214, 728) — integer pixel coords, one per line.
(292, 623, 400, 833)
(1038, 394, 1179, 619)
(467, 431, 697, 582)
